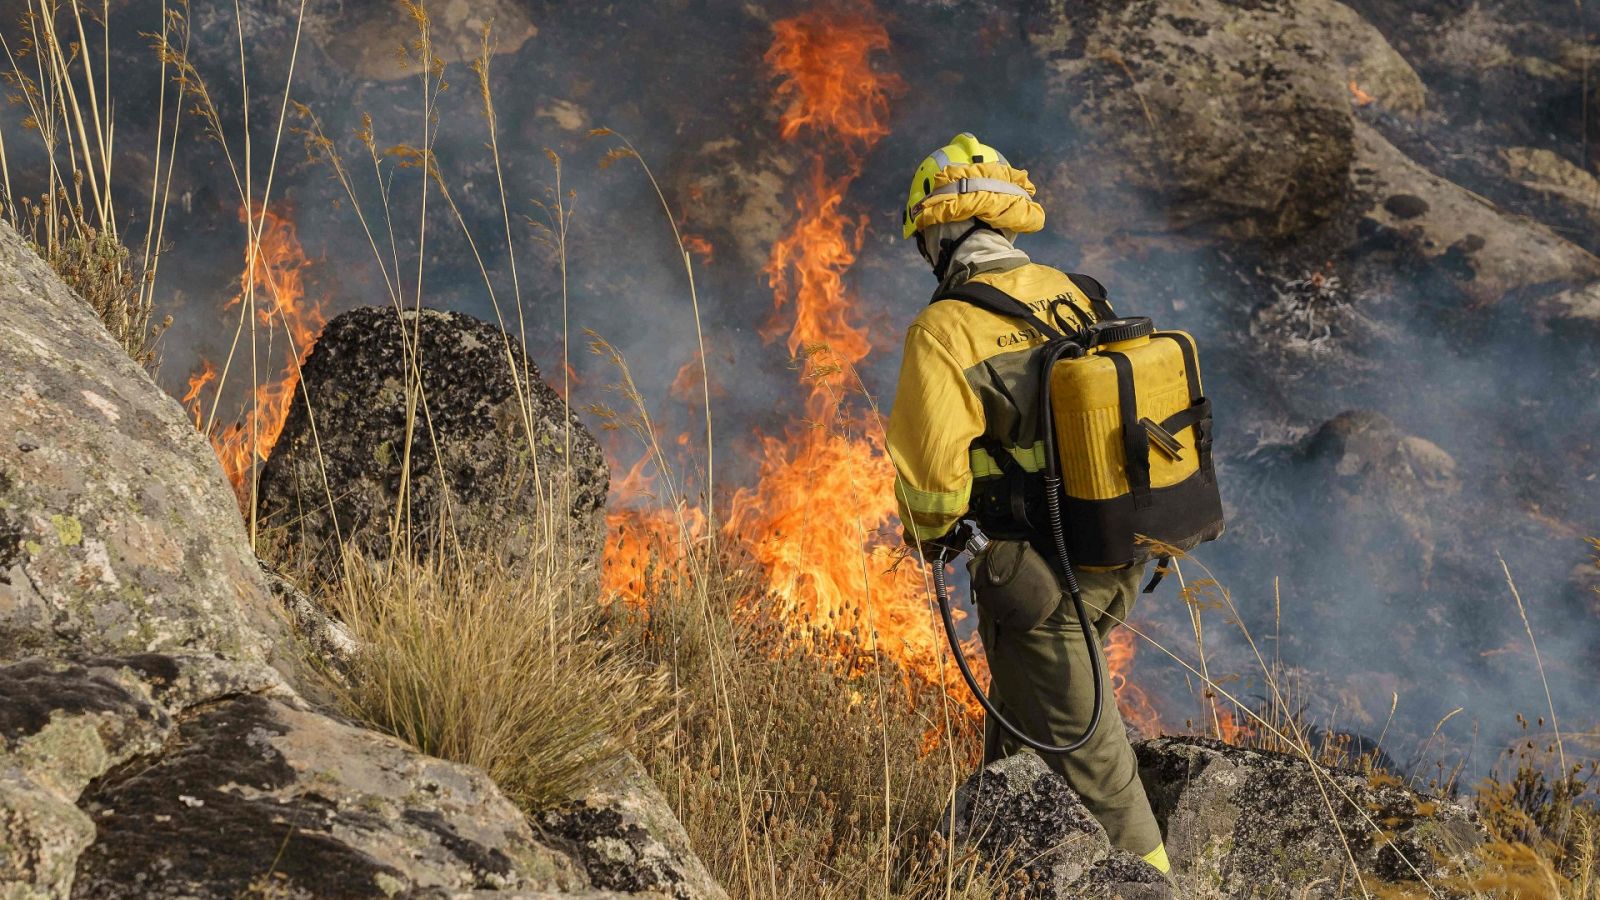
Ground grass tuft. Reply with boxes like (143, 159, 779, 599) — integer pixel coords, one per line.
(316, 517, 668, 808)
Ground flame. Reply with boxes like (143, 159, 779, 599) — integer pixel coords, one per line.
(727, 9, 989, 725)
(1349, 80, 1375, 107)
(767, 12, 896, 146)
(184, 204, 324, 506)
(669, 353, 723, 405)
(1106, 627, 1163, 733)
(181, 360, 217, 430)
(603, 449, 707, 609)
(600, 4, 1161, 745)
(682, 233, 715, 265)
(1214, 708, 1254, 744)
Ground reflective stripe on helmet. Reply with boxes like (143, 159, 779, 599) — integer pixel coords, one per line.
(924, 177, 1032, 201)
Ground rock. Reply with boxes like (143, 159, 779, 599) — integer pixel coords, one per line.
(74, 688, 586, 898)
(1030, 0, 1416, 241)
(536, 753, 728, 900)
(307, 0, 537, 83)
(676, 136, 797, 272)
(0, 654, 287, 898)
(0, 221, 293, 673)
(260, 564, 358, 683)
(1136, 736, 1484, 895)
(1075, 848, 1174, 900)
(1351, 121, 1600, 311)
(1295, 0, 1427, 117)
(0, 227, 718, 898)
(256, 306, 608, 579)
(0, 653, 585, 898)
(1296, 410, 1459, 589)
(1501, 147, 1600, 217)
(945, 752, 1111, 897)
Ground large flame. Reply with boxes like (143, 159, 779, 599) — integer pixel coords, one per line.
(602, 5, 1163, 741)
(185, 204, 324, 507)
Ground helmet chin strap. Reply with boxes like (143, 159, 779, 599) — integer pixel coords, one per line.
(926, 220, 993, 283)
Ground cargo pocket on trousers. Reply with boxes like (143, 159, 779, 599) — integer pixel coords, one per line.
(967, 539, 1063, 634)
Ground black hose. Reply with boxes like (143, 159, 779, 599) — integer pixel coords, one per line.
(933, 555, 1105, 755)
(931, 336, 1108, 755)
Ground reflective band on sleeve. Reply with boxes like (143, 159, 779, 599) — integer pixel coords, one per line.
(925, 177, 1032, 200)
(969, 441, 1048, 477)
(894, 475, 970, 516)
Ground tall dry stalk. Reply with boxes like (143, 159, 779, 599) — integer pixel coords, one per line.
(0, 0, 173, 368)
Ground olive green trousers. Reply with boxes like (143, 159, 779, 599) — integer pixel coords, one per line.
(976, 564, 1163, 857)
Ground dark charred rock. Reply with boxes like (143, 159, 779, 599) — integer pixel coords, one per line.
(535, 753, 728, 900)
(1136, 736, 1484, 895)
(1383, 194, 1430, 219)
(1075, 848, 1174, 900)
(945, 751, 1111, 897)
(256, 305, 608, 580)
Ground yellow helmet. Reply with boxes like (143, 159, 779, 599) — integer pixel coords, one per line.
(902, 133, 1046, 240)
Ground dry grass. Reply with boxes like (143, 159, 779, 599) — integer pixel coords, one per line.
(605, 522, 1002, 899)
(1, 0, 173, 368)
(311, 516, 667, 808)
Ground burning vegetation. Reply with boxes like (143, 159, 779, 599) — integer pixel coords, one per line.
(5, 0, 1600, 895)
(182, 204, 324, 508)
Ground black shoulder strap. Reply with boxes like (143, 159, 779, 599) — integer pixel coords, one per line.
(1065, 273, 1115, 321)
(934, 282, 1064, 341)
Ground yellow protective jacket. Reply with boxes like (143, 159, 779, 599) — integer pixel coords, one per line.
(886, 262, 1110, 544)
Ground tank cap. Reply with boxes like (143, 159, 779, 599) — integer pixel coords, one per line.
(1087, 316, 1155, 346)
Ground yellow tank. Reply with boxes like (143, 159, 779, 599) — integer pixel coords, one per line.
(1047, 321, 1223, 567)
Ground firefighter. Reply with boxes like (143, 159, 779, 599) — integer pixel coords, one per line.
(886, 133, 1169, 875)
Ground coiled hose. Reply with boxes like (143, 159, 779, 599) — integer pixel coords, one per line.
(931, 338, 1106, 755)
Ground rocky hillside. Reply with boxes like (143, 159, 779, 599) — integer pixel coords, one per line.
(1, 215, 1514, 897)
(0, 219, 722, 899)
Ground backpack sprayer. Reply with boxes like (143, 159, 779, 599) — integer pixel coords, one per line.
(928, 281, 1225, 754)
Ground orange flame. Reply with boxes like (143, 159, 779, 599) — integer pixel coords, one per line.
(727, 10, 990, 726)
(1106, 627, 1163, 734)
(1215, 708, 1254, 744)
(1349, 80, 1375, 107)
(600, 5, 1161, 744)
(767, 12, 896, 146)
(682, 233, 715, 265)
(184, 204, 324, 506)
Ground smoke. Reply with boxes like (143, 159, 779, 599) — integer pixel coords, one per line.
(5, 0, 1596, 774)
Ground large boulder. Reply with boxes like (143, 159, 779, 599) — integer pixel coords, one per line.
(1030, 0, 1421, 242)
(0, 222, 292, 670)
(256, 305, 609, 578)
(1028, 0, 1600, 317)
(1350, 121, 1600, 312)
(1136, 737, 1484, 895)
(1, 654, 589, 899)
(306, 0, 537, 82)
